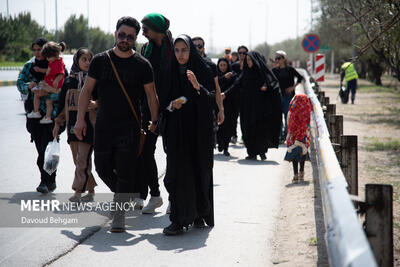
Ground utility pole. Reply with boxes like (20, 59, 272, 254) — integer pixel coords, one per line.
(296, 0, 299, 38)
(87, 0, 90, 48)
(43, 0, 46, 29)
(55, 0, 58, 42)
(6, 0, 9, 17)
(209, 15, 214, 55)
(264, 1, 268, 58)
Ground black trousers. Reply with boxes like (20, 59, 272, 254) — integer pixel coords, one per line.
(94, 127, 139, 193)
(136, 130, 160, 200)
(28, 118, 56, 186)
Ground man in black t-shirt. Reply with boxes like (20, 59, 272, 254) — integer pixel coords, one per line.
(74, 17, 159, 233)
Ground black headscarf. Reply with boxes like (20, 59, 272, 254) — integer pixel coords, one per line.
(70, 47, 93, 90)
(217, 57, 232, 76)
(244, 51, 280, 92)
(160, 34, 215, 110)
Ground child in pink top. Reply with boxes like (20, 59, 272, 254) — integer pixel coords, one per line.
(27, 41, 66, 124)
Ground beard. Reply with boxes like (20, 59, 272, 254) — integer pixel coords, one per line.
(116, 41, 133, 52)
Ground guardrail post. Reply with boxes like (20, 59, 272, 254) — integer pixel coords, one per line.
(324, 97, 330, 106)
(364, 184, 393, 267)
(318, 91, 325, 106)
(340, 135, 358, 195)
(324, 104, 336, 135)
(329, 115, 343, 144)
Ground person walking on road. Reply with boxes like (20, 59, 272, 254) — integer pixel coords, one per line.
(134, 12, 173, 214)
(223, 51, 282, 160)
(160, 34, 215, 235)
(284, 94, 312, 183)
(340, 59, 359, 104)
(216, 57, 238, 156)
(74, 17, 159, 233)
(272, 50, 304, 142)
(17, 37, 63, 194)
(53, 48, 97, 202)
(230, 45, 248, 144)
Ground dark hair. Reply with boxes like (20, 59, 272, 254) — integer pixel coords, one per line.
(31, 37, 48, 49)
(41, 41, 66, 58)
(232, 52, 239, 56)
(192, 36, 205, 46)
(237, 45, 248, 52)
(76, 48, 93, 60)
(116, 16, 141, 35)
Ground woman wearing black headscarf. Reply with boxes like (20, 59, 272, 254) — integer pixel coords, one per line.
(160, 34, 215, 235)
(223, 51, 282, 160)
(216, 57, 238, 156)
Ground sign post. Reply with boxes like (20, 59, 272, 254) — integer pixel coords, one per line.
(302, 34, 321, 75)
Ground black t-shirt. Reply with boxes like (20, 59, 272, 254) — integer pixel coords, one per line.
(88, 49, 154, 131)
(272, 66, 304, 98)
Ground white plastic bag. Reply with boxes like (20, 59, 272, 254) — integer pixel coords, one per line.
(43, 138, 60, 175)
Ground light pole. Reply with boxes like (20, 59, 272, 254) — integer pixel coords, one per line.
(55, 0, 58, 42)
(87, 0, 90, 48)
(6, 0, 9, 17)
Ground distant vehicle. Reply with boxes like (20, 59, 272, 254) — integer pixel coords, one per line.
(62, 54, 74, 73)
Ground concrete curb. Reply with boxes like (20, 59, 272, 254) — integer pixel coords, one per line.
(0, 66, 22, 71)
(0, 80, 17, 86)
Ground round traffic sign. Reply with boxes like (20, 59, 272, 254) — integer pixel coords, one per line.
(302, 34, 321, 53)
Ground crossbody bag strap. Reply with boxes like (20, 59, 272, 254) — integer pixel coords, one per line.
(106, 51, 141, 126)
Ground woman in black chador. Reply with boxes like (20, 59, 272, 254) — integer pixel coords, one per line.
(160, 34, 215, 235)
(216, 57, 238, 156)
(223, 51, 282, 160)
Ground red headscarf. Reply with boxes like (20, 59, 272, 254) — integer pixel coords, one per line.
(286, 94, 312, 147)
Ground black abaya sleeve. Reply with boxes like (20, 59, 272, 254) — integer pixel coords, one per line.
(223, 73, 242, 97)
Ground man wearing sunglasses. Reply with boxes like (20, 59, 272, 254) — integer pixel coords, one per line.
(74, 16, 159, 233)
(192, 37, 225, 126)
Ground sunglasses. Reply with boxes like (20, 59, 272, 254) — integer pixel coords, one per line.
(275, 57, 283, 61)
(196, 44, 204, 49)
(117, 32, 135, 42)
(238, 51, 247, 55)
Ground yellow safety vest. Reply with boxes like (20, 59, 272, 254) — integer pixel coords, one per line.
(341, 62, 358, 82)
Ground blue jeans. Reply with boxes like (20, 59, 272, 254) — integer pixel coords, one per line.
(281, 96, 292, 139)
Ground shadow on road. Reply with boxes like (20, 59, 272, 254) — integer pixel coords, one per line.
(237, 159, 279, 166)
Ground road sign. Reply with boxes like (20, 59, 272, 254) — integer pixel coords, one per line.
(315, 53, 325, 82)
(319, 45, 331, 51)
(302, 34, 321, 53)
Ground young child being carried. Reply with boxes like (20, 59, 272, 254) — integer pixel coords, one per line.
(27, 41, 66, 124)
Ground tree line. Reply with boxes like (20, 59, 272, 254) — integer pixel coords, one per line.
(0, 12, 115, 62)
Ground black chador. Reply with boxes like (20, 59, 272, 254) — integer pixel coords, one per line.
(160, 35, 215, 231)
(216, 58, 238, 154)
(224, 51, 282, 159)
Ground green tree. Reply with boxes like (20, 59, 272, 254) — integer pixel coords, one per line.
(62, 14, 88, 50)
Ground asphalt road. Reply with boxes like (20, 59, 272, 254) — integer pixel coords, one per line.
(0, 85, 288, 266)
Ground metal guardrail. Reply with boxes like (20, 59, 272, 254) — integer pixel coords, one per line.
(298, 69, 377, 267)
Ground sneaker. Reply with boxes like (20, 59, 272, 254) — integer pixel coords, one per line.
(292, 174, 299, 184)
(230, 136, 237, 144)
(27, 111, 42, 119)
(166, 202, 171, 214)
(36, 183, 49, 194)
(142, 196, 163, 214)
(40, 117, 53, 124)
(163, 223, 184, 235)
(133, 198, 144, 210)
(80, 193, 94, 202)
(47, 182, 56, 192)
(110, 210, 126, 233)
(69, 195, 81, 202)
